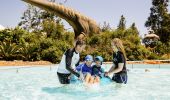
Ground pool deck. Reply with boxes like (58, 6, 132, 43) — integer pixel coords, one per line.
(0, 61, 52, 66)
(0, 60, 169, 67)
(105, 60, 170, 64)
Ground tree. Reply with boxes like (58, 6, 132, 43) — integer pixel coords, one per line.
(18, 4, 42, 31)
(0, 41, 21, 60)
(19, 0, 59, 32)
(19, 4, 66, 39)
(20, 42, 40, 61)
(22, 0, 100, 40)
(117, 15, 126, 30)
(145, 0, 170, 43)
(130, 23, 139, 35)
(101, 21, 111, 32)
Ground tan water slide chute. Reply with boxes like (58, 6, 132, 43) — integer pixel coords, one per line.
(22, 0, 100, 40)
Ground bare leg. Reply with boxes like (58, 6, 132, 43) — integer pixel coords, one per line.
(94, 76, 100, 83)
(89, 76, 95, 84)
(85, 73, 91, 83)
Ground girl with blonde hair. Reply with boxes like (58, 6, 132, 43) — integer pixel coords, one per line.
(105, 38, 127, 84)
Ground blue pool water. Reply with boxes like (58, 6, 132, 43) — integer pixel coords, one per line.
(0, 64, 170, 100)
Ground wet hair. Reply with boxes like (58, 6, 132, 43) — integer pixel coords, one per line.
(75, 40, 85, 47)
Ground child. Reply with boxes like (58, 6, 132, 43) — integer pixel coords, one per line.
(92, 56, 104, 78)
(76, 55, 93, 75)
(76, 55, 93, 83)
(76, 55, 101, 84)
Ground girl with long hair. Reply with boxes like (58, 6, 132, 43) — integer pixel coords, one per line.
(105, 38, 128, 84)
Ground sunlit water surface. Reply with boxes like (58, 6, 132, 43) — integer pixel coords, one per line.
(0, 64, 170, 100)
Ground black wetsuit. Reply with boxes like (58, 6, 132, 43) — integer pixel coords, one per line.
(112, 51, 127, 84)
(92, 65, 104, 78)
(57, 48, 80, 84)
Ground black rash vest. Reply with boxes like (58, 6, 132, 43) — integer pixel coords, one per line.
(112, 51, 127, 74)
(57, 48, 80, 77)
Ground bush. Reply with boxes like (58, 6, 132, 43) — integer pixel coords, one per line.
(147, 53, 160, 60)
(41, 46, 63, 63)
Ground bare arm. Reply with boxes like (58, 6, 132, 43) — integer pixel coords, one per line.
(108, 66, 115, 73)
(109, 63, 124, 74)
(65, 49, 80, 77)
(105, 63, 124, 76)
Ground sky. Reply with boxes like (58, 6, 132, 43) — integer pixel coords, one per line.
(0, 0, 170, 37)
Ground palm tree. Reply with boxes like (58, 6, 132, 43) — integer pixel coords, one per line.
(0, 41, 21, 60)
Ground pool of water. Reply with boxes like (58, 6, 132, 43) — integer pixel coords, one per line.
(0, 64, 170, 100)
